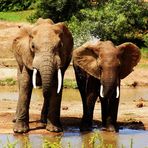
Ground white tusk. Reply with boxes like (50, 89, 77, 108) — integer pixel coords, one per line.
(100, 85, 104, 98)
(116, 86, 120, 98)
(57, 69, 62, 94)
(32, 69, 37, 89)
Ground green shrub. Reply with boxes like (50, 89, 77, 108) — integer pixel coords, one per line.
(68, 0, 147, 47)
(0, 0, 37, 11)
(143, 33, 148, 47)
(33, 0, 91, 23)
(68, 8, 104, 47)
(93, 0, 148, 45)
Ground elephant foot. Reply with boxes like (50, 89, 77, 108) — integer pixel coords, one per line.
(80, 125, 92, 131)
(40, 118, 47, 124)
(80, 120, 92, 131)
(13, 121, 29, 133)
(101, 125, 119, 132)
(46, 123, 63, 132)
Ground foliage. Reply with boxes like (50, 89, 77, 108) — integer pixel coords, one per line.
(0, 78, 16, 86)
(143, 33, 148, 47)
(0, 10, 34, 22)
(42, 139, 61, 148)
(32, 0, 91, 23)
(68, 0, 148, 47)
(93, 0, 148, 45)
(0, 0, 37, 11)
(0, 137, 17, 148)
(63, 79, 77, 89)
(68, 9, 99, 47)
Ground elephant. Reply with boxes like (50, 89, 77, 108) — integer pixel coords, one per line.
(12, 19, 73, 133)
(73, 40, 141, 132)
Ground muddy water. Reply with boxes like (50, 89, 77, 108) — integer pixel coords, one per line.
(0, 86, 148, 102)
(0, 87, 148, 147)
(0, 129, 148, 147)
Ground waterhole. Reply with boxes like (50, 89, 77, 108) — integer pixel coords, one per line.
(0, 87, 148, 147)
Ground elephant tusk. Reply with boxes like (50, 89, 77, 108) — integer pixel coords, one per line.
(57, 69, 62, 94)
(100, 85, 104, 98)
(32, 68, 37, 89)
(116, 86, 120, 98)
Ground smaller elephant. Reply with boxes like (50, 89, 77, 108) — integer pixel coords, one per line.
(12, 19, 73, 133)
(73, 40, 141, 132)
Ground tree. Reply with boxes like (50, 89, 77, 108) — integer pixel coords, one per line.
(0, 0, 36, 11)
(34, 0, 90, 22)
(68, 0, 148, 47)
(93, 0, 148, 45)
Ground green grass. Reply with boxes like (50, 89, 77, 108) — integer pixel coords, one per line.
(1, 133, 144, 148)
(0, 10, 34, 22)
(141, 47, 148, 59)
(63, 79, 77, 89)
(0, 78, 16, 86)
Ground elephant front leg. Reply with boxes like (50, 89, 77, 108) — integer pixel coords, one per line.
(100, 96, 119, 132)
(81, 93, 98, 131)
(13, 67, 32, 133)
(45, 84, 63, 132)
(40, 98, 49, 124)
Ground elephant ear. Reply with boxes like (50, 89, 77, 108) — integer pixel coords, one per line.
(53, 22, 73, 69)
(73, 42, 101, 79)
(117, 42, 141, 79)
(12, 26, 34, 70)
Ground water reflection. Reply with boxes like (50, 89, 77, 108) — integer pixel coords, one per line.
(0, 129, 148, 148)
(0, 87, 148, 147)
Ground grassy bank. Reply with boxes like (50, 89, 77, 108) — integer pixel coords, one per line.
(0, 10, 34, 22)
(0, 78, 77, 88)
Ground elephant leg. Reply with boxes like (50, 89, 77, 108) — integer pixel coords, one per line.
(40, 98, 49, 124)
(13, 67, 32, 133)
(100, 89, 119, 132)
(108, 95, 119, 132)
(45, 80, 63, 132)
(74, 66, 90, 130)
(13, 68, 22, 123)
(77, 74, 99, 131)
(81, 92, 98, 131)
(100, 97, 108, 130)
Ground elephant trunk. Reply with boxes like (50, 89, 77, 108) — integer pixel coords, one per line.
(32, 54, 62, 94)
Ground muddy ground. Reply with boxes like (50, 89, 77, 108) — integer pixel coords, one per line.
(0, 21, 148, 134)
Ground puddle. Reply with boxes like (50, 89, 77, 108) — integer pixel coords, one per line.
(0, 129, 148, 148)
(0, 87, 148, 102)
(0, 87, 148, 147)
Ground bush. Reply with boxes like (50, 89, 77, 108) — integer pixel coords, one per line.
(33, 0, 91, 23)
(143, 33, 148, 47)
(0, 0, 37, 11)
(68, 0, 147, 47)
(68, 9, 99, 47)
(94, 0, 147, 45)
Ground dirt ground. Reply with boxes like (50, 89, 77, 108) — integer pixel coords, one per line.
(0, 21, 148, 134)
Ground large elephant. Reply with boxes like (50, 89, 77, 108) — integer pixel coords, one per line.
(73, 40, 141, 132)
(12, 19, 73, 133)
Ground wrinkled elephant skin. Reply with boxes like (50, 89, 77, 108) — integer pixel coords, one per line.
(12, 18, 73, 133)
(73, 40, 141, 132)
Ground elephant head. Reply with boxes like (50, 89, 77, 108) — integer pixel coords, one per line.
(73, 40, 141, 98)
(13, 20, 73, 95)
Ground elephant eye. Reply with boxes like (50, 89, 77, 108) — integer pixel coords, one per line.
(32, 43, 35, 49)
